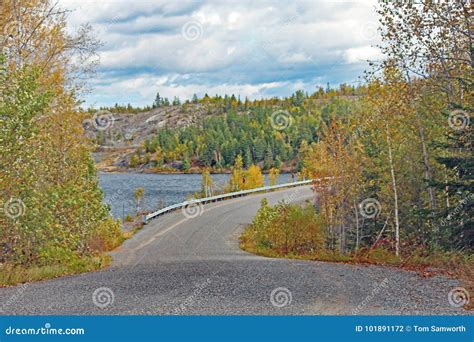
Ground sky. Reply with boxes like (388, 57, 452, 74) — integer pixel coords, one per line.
(59, 0, 382, 108)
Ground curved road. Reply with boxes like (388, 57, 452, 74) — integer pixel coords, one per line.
(0, 186, 468, 315)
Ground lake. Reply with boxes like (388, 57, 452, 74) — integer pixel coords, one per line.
(99, 173, 294, 219)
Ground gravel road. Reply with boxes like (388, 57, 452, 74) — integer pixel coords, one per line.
(0, 186, 470, 315)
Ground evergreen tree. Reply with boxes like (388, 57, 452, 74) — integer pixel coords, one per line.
(263, 147, 274, 170)
(435, 110, 473, 249)
(153, 92, 162, 108)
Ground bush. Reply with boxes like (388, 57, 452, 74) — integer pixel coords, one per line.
(241, 199, 326, 255)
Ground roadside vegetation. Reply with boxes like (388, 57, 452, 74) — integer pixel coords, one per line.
(242, 1, 473, 309)
(0, 0, 123, 286)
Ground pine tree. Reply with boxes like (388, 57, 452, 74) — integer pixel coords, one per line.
(153, 92, 161, 108)
(435, 112, 473, 249)
(263, 147, 274, 170)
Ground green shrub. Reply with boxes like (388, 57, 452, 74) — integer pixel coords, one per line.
(242, 199, 326, 255)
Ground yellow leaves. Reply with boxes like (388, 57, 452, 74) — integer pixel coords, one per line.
(227, 156, 264, 191)
(268, 167, 280, 186)
(201, 168, 213, 196)
(0, 1, 120, 269)
(243, 164, 264, 190)
(274, 131, 284, 141)
(303, 120, 364, 225)
(228, 155, 244, 191)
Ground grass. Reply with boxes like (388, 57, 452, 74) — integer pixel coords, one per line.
(0, 255, 111, 287)
(0, 217, 146, 287)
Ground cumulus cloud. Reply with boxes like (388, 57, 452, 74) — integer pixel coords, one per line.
(59, 0, 382, 107)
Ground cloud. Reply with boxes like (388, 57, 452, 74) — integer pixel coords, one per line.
(59, 0, 382, 107)
(344, 46, 383, 64)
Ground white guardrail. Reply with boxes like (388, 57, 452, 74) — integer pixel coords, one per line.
(144, 179, 315, 223)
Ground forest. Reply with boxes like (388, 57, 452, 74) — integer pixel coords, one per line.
(131, 87, 363, 171)
(241, 0, 473, 299)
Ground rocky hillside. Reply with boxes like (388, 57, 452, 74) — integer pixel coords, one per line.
(85, 103, 226, 172)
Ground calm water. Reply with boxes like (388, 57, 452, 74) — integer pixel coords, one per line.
(99, 173, 292, 219)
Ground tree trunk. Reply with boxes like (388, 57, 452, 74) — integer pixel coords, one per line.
(386, 123, 400, 257)
(353, 199, 360, 252)
(444, 168, 450, 210)
(340, 224, 345, 255)
(417, 121, 436, 213)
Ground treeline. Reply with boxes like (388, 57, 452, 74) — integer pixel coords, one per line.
(91, 82, 365, 115)
(130, 87, 365, 171)
(0, 0, 122, 284)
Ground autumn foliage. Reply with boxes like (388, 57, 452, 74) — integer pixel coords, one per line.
(0, 0, 122, 283)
